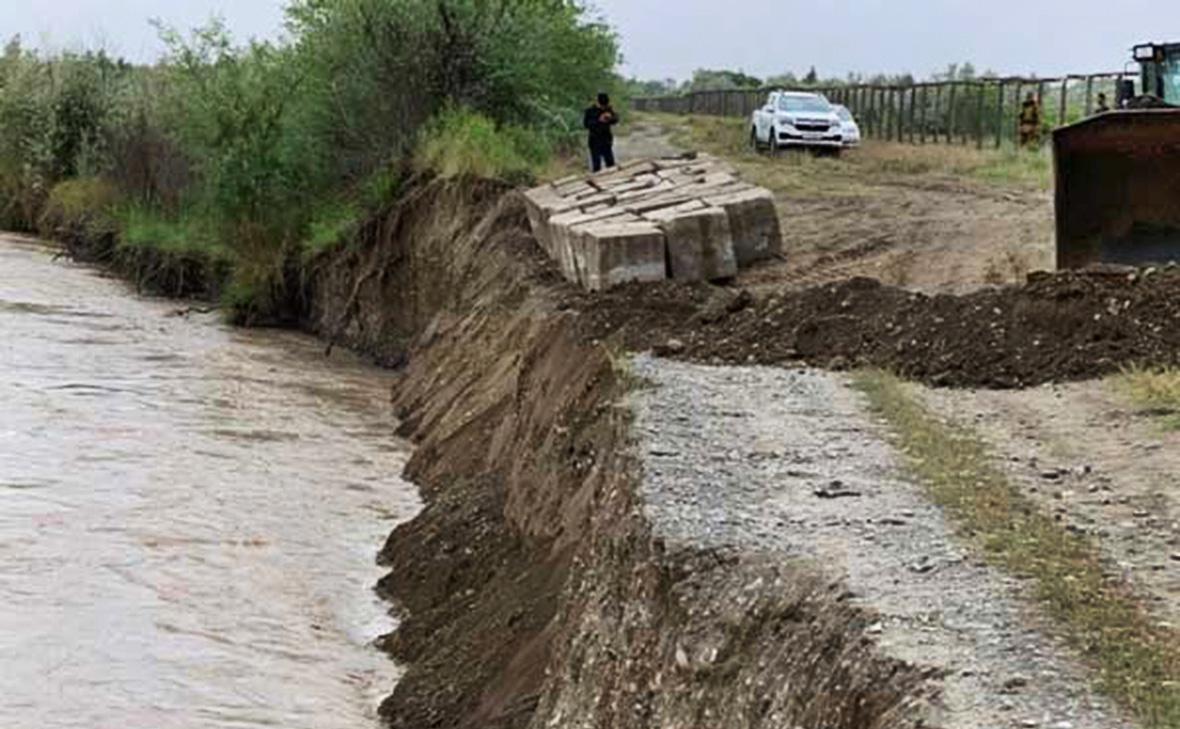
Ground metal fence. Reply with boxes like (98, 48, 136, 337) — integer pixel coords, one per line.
(633, 73, 1138, 148)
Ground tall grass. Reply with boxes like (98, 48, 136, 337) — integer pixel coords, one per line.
(414, 108, 551, 185)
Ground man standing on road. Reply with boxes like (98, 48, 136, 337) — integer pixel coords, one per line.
(584, 93, 619, 173)
(1018, 92, 1042, 148)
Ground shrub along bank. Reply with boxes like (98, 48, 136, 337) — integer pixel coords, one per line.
(0, 1, 618, 320)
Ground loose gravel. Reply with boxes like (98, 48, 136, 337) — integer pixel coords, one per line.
(630, 356, 1137, 729)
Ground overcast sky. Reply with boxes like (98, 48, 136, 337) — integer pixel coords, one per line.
(3, 0, 1174, 81)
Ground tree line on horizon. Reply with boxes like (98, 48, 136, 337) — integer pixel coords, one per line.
(626, 62, 995, 98)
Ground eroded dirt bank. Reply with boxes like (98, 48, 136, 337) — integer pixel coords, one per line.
(302, 178, 943, 727)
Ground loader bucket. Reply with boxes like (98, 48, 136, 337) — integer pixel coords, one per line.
(1053, 109, 1180, 269)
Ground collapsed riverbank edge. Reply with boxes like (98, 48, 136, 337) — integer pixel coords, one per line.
(36, 176, 943, 727)
(35, 175, 1180, 726)
(302, 178, 939, 728)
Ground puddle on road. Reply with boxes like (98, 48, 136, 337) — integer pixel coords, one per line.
(0, 237, 421, 729)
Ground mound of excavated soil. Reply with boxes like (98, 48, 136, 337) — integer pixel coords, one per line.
(574, 266, 1180, 388)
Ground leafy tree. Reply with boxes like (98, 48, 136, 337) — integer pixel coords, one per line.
(625, 77, 679, 97)
(685, 68, 762, 92)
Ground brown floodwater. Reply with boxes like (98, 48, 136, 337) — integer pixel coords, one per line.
(0, 236, 420, 728)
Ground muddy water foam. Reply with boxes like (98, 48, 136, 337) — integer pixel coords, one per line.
(0, 236, 419, 728)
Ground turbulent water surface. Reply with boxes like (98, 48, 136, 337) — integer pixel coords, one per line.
(0, 236, 420, 729)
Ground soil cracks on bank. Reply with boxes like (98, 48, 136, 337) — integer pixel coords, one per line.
(631, 356, 1137, 729)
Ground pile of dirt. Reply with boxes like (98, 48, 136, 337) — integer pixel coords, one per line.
(572, 267, 1180, 388)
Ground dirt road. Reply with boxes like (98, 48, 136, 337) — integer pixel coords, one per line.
(920, 381, 1180, 627)
(618, 114, 1054, 294)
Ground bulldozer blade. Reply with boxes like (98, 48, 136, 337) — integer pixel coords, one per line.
(1054, 109, 1180, 269)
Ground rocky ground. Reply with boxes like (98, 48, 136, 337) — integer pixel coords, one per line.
(631, 356, 1137, 729)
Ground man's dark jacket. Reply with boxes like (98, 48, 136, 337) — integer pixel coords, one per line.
(584, 105, 618, 147)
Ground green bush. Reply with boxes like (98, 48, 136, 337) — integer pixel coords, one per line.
(0, 1, 620, 315)
(118, 205, 222, 256)
(38, 177, 120, 239)
(303, 200, 363, 259)
(415, 108, 549, 183)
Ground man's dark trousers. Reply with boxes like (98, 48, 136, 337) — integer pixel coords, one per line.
(590, 142, 615, 173)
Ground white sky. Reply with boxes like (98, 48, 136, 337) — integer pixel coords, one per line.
(3, 0, 1173, 81)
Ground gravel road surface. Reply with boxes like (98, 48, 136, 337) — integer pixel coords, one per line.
(630, 356, 1136, 729)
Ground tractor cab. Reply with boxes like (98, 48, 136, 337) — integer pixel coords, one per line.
(1119, 43, 1180, 106)
(1054, 41, 1180, 269)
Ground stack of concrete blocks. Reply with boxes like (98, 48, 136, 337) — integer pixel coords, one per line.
(523, 154, 783, 291)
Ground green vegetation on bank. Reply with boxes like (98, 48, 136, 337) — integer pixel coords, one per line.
(854, 370, 1180, 727)
(0, 1, 618, 319)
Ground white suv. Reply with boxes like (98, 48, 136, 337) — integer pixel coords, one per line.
(833, 104, 861, 147)
(751, 91, 844, 154)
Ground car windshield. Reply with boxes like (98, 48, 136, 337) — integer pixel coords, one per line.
(778, 95, 831, 113)
(835, 106, 853, 121)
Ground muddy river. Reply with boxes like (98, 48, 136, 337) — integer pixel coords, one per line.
(0, 236, 420, 728)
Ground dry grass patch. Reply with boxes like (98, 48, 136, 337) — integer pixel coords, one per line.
(854, 370, 1180, 727)
(1115, 366, 1180, 431)
(643, 112, 1051, 195)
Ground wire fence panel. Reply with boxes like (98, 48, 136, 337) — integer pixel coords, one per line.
(632, 73, 1137, 148)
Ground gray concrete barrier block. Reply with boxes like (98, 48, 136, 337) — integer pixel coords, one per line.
(704, 188, 784, 266)
(576, 222, 668, 291)
(656, 207, 738, 282)
(524, 155, 782, 290)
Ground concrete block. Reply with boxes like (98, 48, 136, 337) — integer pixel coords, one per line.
(701, 171, 737, 186)
(553, 179, 595, 199)
(523, 185, 565, 219)
(651, 157, 699, 171)
(623, 191, 695, 216)
(656, 207, 738, 282)
(573, 191, 618, 209)
(550, 172, 584, 186)
(706, 188, 784, 266)
(615, 180, 678, 205)
(549, 209, 641, 284)
(640, 199, 708, 223)
(589, 161, 657, 189)
(574, 222, 668, 291)
(523, 187, 563, 257)
(680, 180, 752, 201)
(600, 174, 662, 195)
(553, 208, 640, 229)
(618, 158, 659, 172)
(527, 156, 781, 288)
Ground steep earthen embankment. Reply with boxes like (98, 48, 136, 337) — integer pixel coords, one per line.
(303, 178, 939, 728)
